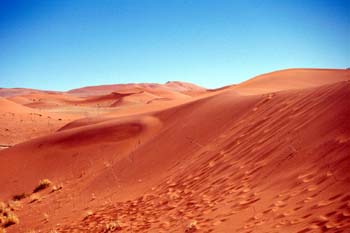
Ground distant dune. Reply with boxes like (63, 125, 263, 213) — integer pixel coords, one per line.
(0, 68, 349, 232)
(67, 81, 206, 97)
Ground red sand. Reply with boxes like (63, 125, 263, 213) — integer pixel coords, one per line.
(0, 68, 349, 232)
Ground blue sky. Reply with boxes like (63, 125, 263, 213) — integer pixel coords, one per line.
(0, 0, 349, 90)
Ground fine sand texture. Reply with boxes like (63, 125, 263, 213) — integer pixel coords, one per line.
(0, 68, 349, 232)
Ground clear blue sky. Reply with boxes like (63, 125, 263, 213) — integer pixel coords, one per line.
(0, 0, 349, 90)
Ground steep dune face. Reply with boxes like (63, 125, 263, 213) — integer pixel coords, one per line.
(52, 81, 349, 233)
(0, 69, 349, 232)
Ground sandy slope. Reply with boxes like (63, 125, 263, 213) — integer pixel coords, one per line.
(0, 88, 60, 98)
(0, 69, 349, 233)
(0, 98, 81, 146)
(233, 68, 350, 95)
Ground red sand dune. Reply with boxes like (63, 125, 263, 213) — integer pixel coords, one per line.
(0, 88, 60, 98)
(7, 92, 84, 109)
(233, 68, 350, 94)
(0, 97, 33, 113)
(0, 97, 80, 146)
(67, 82, 206, 97)
(0, 68, 349, 232)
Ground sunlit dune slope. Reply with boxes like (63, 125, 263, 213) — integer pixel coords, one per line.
(233, 68, 350, 94)
(0, 69, 349, 232)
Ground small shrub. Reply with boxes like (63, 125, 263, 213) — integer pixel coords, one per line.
(185, 220, 198, 233)
(7, 201, 21, 211)
(0, 201, 19, 229)
(83, 210, 93, 220)
(12, 193, 27, 201)
(105, 220, 122, 231)
(51, 184, 63, 193)
(2, 212, 19, 227)
(33, 179, 52, 193)
(43, 213, 49, 222)
(0, 202, 6, 213)
(29, 194, 40, 203)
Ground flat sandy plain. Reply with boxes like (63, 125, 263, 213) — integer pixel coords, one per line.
(0, 68, 349, 232)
